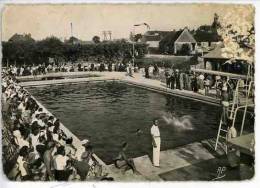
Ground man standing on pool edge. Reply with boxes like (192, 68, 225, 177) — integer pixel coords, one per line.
(151, 119, 161, 167)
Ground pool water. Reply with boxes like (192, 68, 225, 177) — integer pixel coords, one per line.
(27, 81, 253, 164)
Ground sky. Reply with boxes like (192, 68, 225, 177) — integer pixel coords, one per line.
(1, 3, 246, 41)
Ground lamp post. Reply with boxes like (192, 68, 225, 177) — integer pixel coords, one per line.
(132, 23, 150, 66)
(132, 26, 136, 66)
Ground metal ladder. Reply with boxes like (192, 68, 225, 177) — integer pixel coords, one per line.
(214, 80, 240, 153)
(214, 113, 229, 153)
(215, 65, 254, 153)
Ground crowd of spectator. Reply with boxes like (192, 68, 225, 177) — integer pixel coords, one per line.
(5, 61, 133, 77)
(143, 64, 238, 99)
(1, 71, 112, 181)
(6, 62, 240, 100)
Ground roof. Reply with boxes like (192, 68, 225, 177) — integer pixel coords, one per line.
(202, 43, 228, 59)
(158, 30, 182, 45)
(145, 30, 171, 37)
(175, 28, 197, 43)
(194, 30, 220, 42)
(143, 30, 172, 42)
(144, 28, 197, 44)
(144, 34, 161, 41)
(8, 33, 35, 42)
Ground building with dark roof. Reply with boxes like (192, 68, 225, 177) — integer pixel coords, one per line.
(141, 30, 171, 54)
(193, 25, 221, 54)
(138, 26, 222, 56)
(142, 28, 197, 55)
(202, 43, 248, 74)
(173, 27, 197, 55)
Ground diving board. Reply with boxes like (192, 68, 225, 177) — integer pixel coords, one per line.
(190, 68, 249, 79)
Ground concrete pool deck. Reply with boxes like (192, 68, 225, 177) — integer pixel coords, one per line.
(108, 138, 253, 181)
(122, 142, 216, 181)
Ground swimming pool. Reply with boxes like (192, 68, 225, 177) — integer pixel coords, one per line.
(27, 81, 253, 164)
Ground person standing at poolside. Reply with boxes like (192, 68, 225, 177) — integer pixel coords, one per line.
(150, 119, 161, 167)
(170, 71, 175, 90)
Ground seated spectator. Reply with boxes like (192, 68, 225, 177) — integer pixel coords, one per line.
(30, 159, 46, 181)
(114, 142, 137, 174)
(65, 137, 77, 157)
(14, 130, 30, 149)
(72, 158, 90, 181)
(35, 135, 47, 159)
(47, 121, 55, 132)
(53, 119, 61, 133)
(43, 142, 55, 180)
(21, 104, 31, 125)
(17, 101, 26, 112)
(81, 140, 93, 165)
(17, 146, 31, 180)
(2, 72, 106, 181)
(48, 116, 55, 124)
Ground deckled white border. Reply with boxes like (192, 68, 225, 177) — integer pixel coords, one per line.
(0, 0, 259, 188)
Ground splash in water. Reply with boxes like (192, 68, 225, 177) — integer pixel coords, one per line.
(161, 112, 194, 130)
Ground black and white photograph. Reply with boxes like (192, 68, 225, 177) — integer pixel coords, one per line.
(0, 1, 256, 183)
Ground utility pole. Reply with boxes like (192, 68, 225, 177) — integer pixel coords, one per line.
(132, 27, 135, 65)
(102, 31, 107, 41)
(70, 22, 73, 37)
(132, 23, 150, 65)
(108, 31, 112, 40)
(102, 31, 112, 41)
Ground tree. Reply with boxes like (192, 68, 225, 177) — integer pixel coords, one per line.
(217, 5, 254, 64)
(2, 34, 36, 66)
(158, 31, 176, 54)
(36, 36, 64, 63)
(2, 34, 148, 66)
(63, 43, 81, 62)
(134, 34, 143, 42)
(92, 36, 101, 44)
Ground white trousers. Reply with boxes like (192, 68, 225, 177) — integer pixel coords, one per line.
(153, 137, 161, 167)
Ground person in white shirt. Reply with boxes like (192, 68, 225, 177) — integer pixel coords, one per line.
(20, 66, 24, 76)
(148, 64, 153, 75)
(18, 101, 26, 112)
(29, 126, 41, 153)
(53, 146, 70, 181)
(74, 139, 89, 161)
(17, 146, 30, 180)
(31, 114, 39, 124)
(34, 107, 43, 117)
(13, 130, 30, 149)
(150, 119, 161, 167)
(38, 116, 46, 129)
(65, 137, 77, 158)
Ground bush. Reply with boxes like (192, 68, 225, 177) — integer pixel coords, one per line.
(2, 36, 148, 66)
(135, 55, 198, 71)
